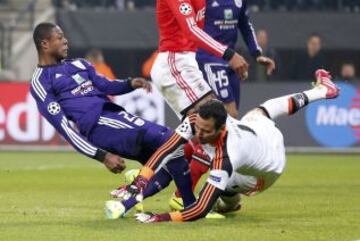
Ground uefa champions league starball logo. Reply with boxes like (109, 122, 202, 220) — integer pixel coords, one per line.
(179, 2, 193, 16)
(305, 82, 360, 148)
(47, 102, 61, 115)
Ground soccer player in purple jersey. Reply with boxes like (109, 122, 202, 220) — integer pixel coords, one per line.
(197, 0, 275, 118)
(31, 22, 195, 211)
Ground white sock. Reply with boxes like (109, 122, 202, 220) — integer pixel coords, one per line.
(260, 94, 294, 120)
(303, 85, 327, 102)
(260, 84, 329, 120)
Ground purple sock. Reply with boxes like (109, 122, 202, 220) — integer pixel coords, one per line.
(122, 168, 172, 211)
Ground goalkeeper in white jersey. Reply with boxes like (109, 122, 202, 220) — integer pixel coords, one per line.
(108, 69, 339, 222)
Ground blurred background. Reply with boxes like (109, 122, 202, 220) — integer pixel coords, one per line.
(0, 0, 359, 151)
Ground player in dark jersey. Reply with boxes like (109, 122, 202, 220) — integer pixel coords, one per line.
(197, 0, 275, 118)
(31, 22, 195, 210)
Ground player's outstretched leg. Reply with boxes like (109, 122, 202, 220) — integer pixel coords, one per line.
(105, 168, 174, 219)
(259, 69, 339, 120)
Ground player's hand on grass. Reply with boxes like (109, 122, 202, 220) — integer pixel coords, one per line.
(103, 153, 126, 174)
(256, 56, 276, 75)
(228, 53, 249, 80)
(131, 77, 152, 93)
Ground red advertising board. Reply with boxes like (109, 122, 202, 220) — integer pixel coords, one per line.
(0, 82, 66, 146)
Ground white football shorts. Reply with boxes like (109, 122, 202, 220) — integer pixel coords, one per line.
(151, 51, 212, 118)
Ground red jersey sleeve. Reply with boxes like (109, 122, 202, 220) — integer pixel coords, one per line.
(166, 0, 228, 57)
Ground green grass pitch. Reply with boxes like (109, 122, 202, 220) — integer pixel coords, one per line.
(0, 152, 359, 241)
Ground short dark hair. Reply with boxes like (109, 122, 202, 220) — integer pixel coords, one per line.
(308, 32, 321, 40)
(33, 22, 57, 51)
(198, 99, 227, 130)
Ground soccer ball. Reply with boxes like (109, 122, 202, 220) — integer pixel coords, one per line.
(104, 200, 126, 220)
(169, 196, 184, 211)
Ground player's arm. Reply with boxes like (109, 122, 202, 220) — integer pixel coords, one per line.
(167, 0, 231, 58)
(167, 0, 248, 79)
(237, 0, 262, 58)
(30, 77, 125, 173)
(139, 114, 197, 180)
(237, 0, 275, 75)
(81, 59, 151, 95)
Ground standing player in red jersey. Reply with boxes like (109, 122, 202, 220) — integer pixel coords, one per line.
(151, 0, 249, 118)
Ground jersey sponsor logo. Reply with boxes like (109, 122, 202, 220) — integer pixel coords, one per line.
(47, 102, 61, 115)
(179, 2, 192, 16)
(71, 80, 94, 96)
(234, 0, 243, 8)
(209, 174, 222, 183)
(214, 19, 238, 30)
(305, 82, 360, 147)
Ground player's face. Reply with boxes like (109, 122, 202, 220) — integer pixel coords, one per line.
(43, 26, 68, 60)
(194, 115, 223, 144)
